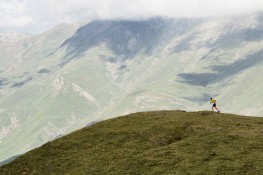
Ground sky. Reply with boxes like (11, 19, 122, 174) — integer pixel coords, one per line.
(1, 0, 263, 34)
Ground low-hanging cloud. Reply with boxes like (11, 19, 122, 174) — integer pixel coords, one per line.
(1, 0, 263, 34)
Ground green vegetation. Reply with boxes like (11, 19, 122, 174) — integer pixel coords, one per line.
(1, 111, 263, 175)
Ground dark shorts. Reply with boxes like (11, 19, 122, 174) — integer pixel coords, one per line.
(213, 103, 216, 107)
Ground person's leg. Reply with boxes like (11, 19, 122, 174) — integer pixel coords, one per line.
(215, 107, 220, 112)
(212, 104, 216, 112)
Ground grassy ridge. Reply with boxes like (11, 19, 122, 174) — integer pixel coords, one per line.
(0, 111, 263, 174)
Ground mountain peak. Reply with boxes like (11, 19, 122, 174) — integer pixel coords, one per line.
(61, 18, 172, 57)
(0, 32, 31, 42)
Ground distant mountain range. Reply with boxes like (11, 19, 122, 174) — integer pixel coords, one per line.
(1, 13, 263, 163)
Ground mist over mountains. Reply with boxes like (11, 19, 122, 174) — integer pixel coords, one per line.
(1, 13, 263, 163)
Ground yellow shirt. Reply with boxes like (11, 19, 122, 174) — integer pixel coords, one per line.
(210, 98, 216, 104)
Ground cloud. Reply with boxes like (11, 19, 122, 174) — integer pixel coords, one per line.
(1, 0, 263, 34)
(0, 0, 33, 28)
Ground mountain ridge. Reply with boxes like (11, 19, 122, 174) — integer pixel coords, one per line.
(0, 110, 262, 174)
(1, 14, 263, 163)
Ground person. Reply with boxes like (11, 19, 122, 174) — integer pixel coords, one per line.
(210, 97, 220, 113)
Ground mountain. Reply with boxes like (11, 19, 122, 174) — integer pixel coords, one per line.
(0, 111, 263, 174)
(1, 13, 263, 163)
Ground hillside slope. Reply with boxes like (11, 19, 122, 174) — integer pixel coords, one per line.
(0, 111, 262, 175)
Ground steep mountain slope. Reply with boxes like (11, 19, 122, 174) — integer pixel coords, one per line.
(0, 111, 263, 174)
(1, 14, 263, 163)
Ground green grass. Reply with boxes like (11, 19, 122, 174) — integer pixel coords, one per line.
(1, 111, 263, 175)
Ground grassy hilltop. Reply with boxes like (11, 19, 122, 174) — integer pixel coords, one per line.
(0, 111, 263, 175)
